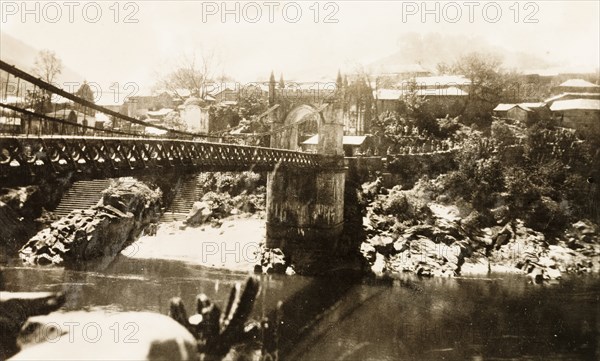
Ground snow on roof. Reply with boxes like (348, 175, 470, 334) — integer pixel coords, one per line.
(147, 108, 174, 117)
(493, 103, 533, 112)
(374, 87, 467, 100)
(550, 99, 600, 112)
(494, 104, 517, 112)
(559, 79, 600, 88)
(302, 135, 368, 146)
(343, 136, 369, 145)
(544, 92, 600, 103)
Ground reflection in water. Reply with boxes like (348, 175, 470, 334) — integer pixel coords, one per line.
(1, 255, 598, 361)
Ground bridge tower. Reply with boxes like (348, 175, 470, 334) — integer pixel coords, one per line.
(265, 73, 346, 273)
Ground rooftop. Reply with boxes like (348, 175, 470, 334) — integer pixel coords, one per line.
(550, 99, 600, 112)
(374, 86, 468, 100)
(559, 79, 600, 88)
(493, 103, 533, 112)
(544, 92, 600, 103)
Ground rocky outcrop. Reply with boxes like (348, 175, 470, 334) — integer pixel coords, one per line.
(0, 202, 36, 252)
(11, 311, 198, 361)
(184, 191, 265, 227)
(483, 220, 600, 282)
(0, 183, 71, 254)
(18, 180, 161, 267)
(360, 182, 600, 280)
(363, 223, 471, 277)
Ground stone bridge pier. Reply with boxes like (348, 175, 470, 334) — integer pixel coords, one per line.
(266, 102, 346, 273)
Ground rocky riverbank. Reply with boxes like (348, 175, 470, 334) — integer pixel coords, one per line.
(360, 179, 600, 282)
(0, 178, 72, 255)
(18, 180, 162, 267)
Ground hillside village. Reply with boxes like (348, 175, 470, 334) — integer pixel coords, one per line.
(2, 58, 599, 143)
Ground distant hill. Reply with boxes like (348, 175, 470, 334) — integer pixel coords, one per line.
(367, 32, 558, 75)
(0, 32, 84, 84)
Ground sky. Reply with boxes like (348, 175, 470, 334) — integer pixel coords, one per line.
(1, 0, 599, 94)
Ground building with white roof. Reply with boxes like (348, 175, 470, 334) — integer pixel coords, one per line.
(550, 99, 600, 133)
(555, 79, 600, 94)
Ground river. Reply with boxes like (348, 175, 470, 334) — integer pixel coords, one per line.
(1, 220, 599, 361)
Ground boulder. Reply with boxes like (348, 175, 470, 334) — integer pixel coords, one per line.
(256, 248, 287, 274)
(11, 311, 198, 361)
(184, 201, 213, 226)
(368, 234, 395, 255)
(18, 180, 161, 267)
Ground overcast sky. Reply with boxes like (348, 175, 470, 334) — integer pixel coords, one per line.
(1, 1, 599, 92)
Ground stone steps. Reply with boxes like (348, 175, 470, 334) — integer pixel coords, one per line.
(161, 176, 203, 222)
(53, 178, 137, 217)
(53, 179, 112, 217)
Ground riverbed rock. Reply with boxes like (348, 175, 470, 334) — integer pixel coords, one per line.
(184, 201, 213, 226)
(11, 311, 198, 360)
(360, 242, 376, 262)
(371, 252, 386, 274)
(256, 248, 288, 274)
(18, 180, 161, 267)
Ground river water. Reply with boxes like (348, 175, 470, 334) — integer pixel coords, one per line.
(1, 250, 598, 361)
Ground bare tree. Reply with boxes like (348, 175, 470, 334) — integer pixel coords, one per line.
(156, 51, 215, 101)
(32, 50, 63, 84)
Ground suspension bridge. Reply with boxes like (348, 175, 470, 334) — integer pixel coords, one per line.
(0, 59, 347, 261)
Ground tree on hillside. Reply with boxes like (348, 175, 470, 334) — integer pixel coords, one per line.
(33, 50, 63, 84)
(400, 79, 439, 136)
(451, 52, 510, 127)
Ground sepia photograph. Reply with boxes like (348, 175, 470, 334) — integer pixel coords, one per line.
(0, 1, 599, 360)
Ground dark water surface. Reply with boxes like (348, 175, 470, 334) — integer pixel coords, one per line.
(1, 255, 598, 361)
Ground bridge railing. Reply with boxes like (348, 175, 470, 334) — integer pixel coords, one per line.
(0, 136, 324, 185)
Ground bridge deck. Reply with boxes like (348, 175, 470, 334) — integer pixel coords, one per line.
(0, 136, 325, 185)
